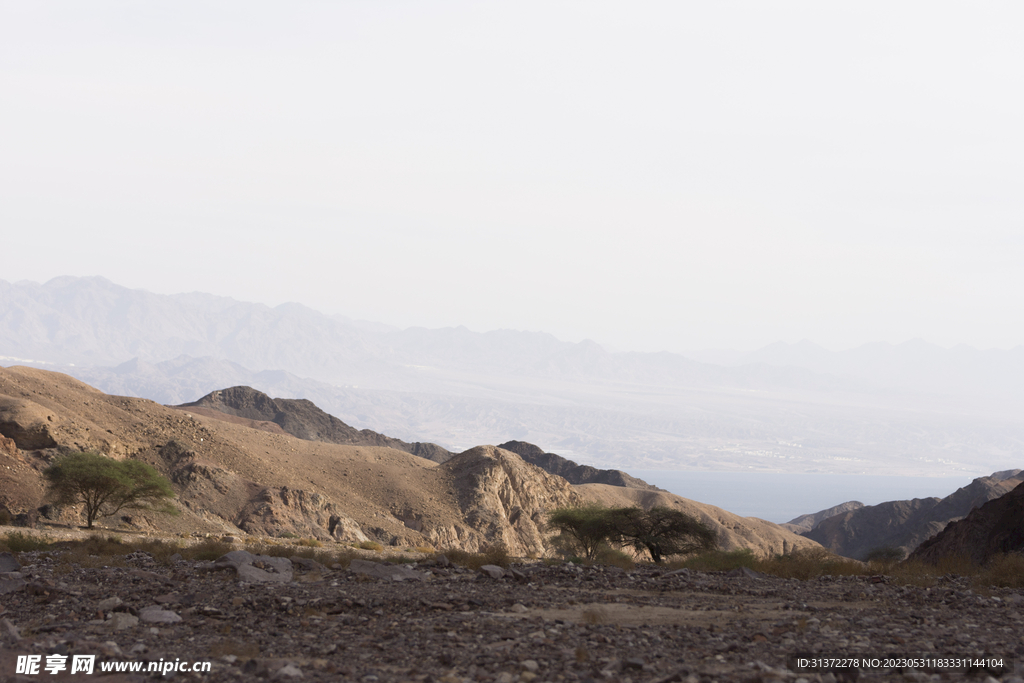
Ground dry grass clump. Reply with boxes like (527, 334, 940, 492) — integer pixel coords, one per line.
(1, 531, 55, 553)
(758, 547, 864, 580)
(593, 546, 635, 571)
(181, 539, 234, 561)
(357, 540, 383, 552)
(673, 548, 758, 572)
(438, 543, 511, 570)
(673, 547, 864, 579)
(975, 553, 1024, 588)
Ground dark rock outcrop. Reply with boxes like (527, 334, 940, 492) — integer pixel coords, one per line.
(909, 480, 1024, 566)
(497, 440, 661, 490)
(803, 470, 1024, 560)
(178, 386, 452, 463)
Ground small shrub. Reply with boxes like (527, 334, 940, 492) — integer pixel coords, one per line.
(414, 545, 434, 554)
(357, 541, 383, 552)
(480, 543, 511, 568)
(295, 537, 323, 548)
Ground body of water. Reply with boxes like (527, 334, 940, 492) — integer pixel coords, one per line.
(628, 470, 974, 524)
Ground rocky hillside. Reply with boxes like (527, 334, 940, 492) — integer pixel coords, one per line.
(803, 470, 1024, 560)
(178, 386, 452, 463)
(780, 501, 865, 534)
(497, 440, 660, 490)
(0, 365, 816, 558)
(909, 480, 1024, 565)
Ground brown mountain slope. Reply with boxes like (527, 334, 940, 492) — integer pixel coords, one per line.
(803, 470, 1024, 560)
(178, 386, 453, 463)
(909, 480, 1024, 565)
(498, 440, 661, 490)
(0, 366, 561, 552)
(0, 365, 816, 558)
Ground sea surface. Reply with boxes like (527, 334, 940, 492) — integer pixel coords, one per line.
(628, 470, 974, 524)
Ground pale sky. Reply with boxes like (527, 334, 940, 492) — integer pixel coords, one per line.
(2, 2, 1023, 353)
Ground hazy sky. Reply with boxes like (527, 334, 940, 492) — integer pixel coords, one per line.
(3, 2, 1023, 353)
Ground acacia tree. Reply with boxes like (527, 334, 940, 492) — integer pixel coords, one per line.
(547, 505, 619, 561)
(43, 451, 177, 529)
(612, 506, 717, 563)
(548, 504, 718, 564)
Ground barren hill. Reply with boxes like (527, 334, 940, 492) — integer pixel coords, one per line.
(802, 470, 1024, 560)
(0, 365, 816, 558)
(497, 440, 660, 489)
(780, 501, 865, 534)
(179, 386, 452, 463)
(909, 480, 1024, 565)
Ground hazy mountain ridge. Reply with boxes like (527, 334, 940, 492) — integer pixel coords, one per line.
(4, 276, 1024, 477)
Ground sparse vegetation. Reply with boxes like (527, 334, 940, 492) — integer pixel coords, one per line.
(42, 451, 178, 529)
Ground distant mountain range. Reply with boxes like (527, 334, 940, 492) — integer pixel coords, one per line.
(3, 276, 1024, 477)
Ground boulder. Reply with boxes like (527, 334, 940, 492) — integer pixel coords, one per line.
(0, 552, 21, 573)
(348, 559, 427, 582)
(215, 550, 293, 583)
(139, 607, 182, 624)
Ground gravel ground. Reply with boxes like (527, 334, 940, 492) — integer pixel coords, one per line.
(2, 550, 1023, 683)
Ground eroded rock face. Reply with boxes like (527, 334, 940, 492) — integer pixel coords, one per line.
(238, 486, 369, 543)
(435, 446, 582, 556)
(0, 397, 58, 450)
(910, 480, 1024, 566)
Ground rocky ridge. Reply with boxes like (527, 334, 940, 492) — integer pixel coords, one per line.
(497, 440, 660, 490)
(179, 385, 452, 463)
(780, 501, 865, 535)
(803, 470, 1024, 560)
(910, 479, 1024, 566)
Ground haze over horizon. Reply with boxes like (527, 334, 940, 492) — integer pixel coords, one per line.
(3, 2, 1023, 355)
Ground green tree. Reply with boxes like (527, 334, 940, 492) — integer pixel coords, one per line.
(547, 505, 619, 561)
(43, 452, 177, 529)
(613, 506, 717, 563)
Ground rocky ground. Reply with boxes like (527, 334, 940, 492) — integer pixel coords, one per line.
(2, 548, 1023, 683)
